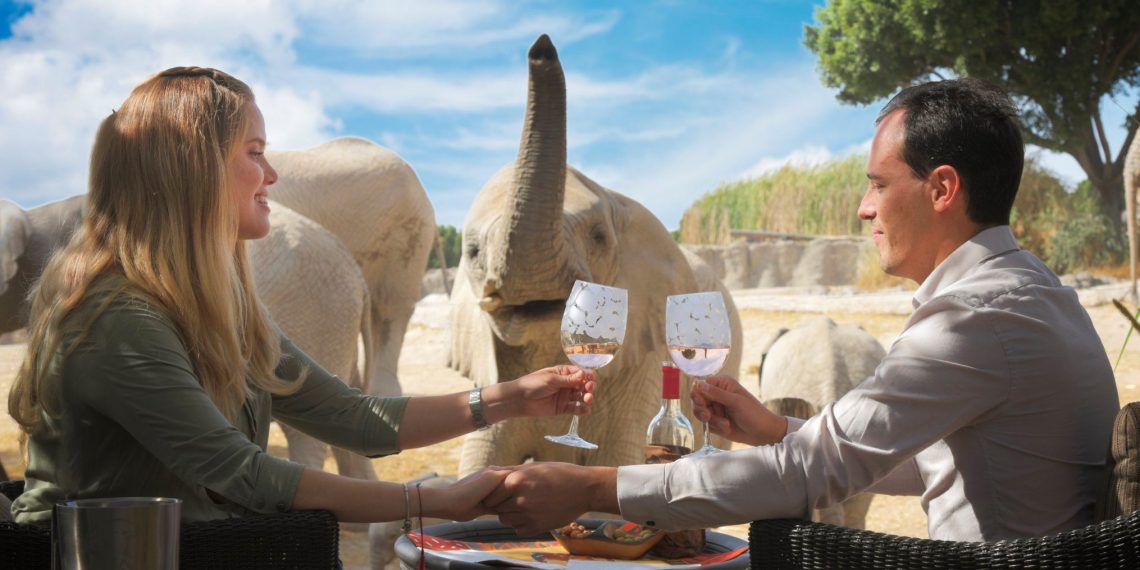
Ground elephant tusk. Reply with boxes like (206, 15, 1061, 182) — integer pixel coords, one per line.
(479, 295, 504, 312)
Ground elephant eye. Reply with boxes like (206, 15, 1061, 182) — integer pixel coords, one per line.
(590, 225, 609, 248)
(466, 243, 481, 260)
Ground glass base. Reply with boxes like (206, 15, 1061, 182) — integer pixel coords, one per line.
(687, 444, 723, 458)
(545, 433, 598, 450)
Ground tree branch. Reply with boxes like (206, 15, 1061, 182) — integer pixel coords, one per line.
(1113, 98, 1140, 168)
(1094, 108, 1113, 165)
(1101, 30, 1140, 93)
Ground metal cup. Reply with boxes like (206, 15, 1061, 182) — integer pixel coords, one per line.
(51, 497, 181, 570)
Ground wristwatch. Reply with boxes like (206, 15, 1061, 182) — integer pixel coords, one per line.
(468, 387, 491, 430)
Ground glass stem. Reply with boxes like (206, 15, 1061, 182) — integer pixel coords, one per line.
(700, 418, 711, 449)
(566, 414, 582, 437)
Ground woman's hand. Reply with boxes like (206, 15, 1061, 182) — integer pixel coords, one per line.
(424, 466, 515, 521)
(691, 376, 787, 446)
(485, 366, 596, 422)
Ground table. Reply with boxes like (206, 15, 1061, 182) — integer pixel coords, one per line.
(395, 518, 749, 570)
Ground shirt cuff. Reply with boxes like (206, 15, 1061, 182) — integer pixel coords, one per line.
(247, 455, 306, 514)
(616, 463, 671, 529)
(785, 416, 805, 437)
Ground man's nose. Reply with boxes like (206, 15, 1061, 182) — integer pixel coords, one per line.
(857, 186, 875, 220)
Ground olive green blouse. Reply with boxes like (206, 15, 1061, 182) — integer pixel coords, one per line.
(12, 274, 408, 524)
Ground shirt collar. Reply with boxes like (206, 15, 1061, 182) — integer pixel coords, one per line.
(912, 225, 1020, 308)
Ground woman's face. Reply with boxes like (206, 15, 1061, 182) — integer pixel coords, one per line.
(229, 103, 276, 240)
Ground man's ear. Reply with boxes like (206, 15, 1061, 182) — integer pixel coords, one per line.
(927, 165, 964, 214)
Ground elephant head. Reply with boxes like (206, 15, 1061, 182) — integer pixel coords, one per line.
(1, 200, 31, 298)
(449, 35, 743, 473)
(0, 196, 86, 334)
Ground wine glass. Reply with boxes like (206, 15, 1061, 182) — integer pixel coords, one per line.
(666, 291, 731, 457)
(545, 280, 628, 450)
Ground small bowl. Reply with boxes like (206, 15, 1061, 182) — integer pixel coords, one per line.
(552, 521, 664, 559)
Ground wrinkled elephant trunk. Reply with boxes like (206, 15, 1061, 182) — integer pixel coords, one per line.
(485, 34, 577, 306)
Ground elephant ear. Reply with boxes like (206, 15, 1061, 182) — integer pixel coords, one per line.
(0, 200, 31, 297)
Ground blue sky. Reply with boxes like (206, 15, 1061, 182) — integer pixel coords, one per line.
(0, 0, 1132, 229)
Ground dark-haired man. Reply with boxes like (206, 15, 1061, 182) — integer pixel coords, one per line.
(486, 78, 1120, 542)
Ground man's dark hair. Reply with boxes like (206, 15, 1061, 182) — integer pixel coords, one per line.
(878, 78, 1024, 227)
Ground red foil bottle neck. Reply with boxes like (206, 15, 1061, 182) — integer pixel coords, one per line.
(661, 363, 681, 399)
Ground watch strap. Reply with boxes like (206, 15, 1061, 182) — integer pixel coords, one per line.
(468, 387, 490, 430)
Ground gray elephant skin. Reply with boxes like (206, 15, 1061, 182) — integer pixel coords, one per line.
(0, 195, 86, 332)
(759, 316, 885, 529)
(449, 34, 743, 475)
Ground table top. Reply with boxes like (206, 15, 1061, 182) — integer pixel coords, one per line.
(395, 518, 749, 570)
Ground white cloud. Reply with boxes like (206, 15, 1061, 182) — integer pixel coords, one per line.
(292, 0, 619, 55)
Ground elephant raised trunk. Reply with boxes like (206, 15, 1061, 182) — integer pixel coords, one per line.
(484, 34, 575, 308)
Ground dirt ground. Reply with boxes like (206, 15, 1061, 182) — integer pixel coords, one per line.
(2, 283, 1138, 569)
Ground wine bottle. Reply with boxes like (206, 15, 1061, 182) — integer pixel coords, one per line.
(645, 362, 705, 558)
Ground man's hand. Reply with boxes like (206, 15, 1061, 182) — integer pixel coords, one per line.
(691, 376, 787, 446)
(483, 462, 618, 536)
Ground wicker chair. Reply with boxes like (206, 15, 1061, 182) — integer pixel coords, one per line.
(749, 402, 1140, 569)
(0, 480, 341, 570)
(749, 511, 1140, 569)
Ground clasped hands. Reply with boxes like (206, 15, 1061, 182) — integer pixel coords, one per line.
(437, 375, 785, 536)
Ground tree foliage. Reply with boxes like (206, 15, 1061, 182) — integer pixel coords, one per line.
(426, 224, 461, 269)
(805, 0, 1140, 219)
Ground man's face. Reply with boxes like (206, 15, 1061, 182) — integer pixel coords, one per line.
(858, 110, 937, 283)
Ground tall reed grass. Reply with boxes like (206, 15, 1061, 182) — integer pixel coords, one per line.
(679, 154, 1122, 276)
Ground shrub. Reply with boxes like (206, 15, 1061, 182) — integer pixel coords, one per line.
(426, 224, 462, 269)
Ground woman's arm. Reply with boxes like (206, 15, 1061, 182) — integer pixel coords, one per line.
(396, 365, 595, 449)
(292, 465, 511, 523)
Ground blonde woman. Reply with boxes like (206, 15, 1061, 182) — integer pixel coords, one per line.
(7, 67, 595, 526)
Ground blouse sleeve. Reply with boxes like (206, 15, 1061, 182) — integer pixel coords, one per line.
(269, 336, 409, 458)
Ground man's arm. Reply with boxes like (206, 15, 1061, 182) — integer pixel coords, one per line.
(489, 299, 1007, 532)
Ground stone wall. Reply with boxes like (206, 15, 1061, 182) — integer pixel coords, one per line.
(421, 238, 874, 296)
(683, 237, 873, 290)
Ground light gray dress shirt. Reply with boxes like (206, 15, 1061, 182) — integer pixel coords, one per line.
(618, 226, 1119, 541)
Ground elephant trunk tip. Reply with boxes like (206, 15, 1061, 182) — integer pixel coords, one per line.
(529, 34, 558, 64)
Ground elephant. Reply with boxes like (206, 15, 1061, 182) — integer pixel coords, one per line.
(757, 316, 885, 529)
(267, 137, 436, 399)
(0, 196, 86, 332)
(0, 196, 378, 480)
(449, 34, 743, 476)
(1126, 133, 1140, 300)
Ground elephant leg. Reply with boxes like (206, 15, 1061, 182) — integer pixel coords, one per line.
(459, 418, 579, 476)
(280, 423, 328, 469)
(330, 446, 378, 481)
(840, 492, 874, 530)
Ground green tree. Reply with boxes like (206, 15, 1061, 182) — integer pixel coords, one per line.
(426, 224, 462, 269)
(804, 0, 1140, 221)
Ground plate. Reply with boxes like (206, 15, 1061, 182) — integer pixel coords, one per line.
(552, 520, 664, 559)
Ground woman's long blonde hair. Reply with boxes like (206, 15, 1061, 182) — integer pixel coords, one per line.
(9, 66, 296, 431)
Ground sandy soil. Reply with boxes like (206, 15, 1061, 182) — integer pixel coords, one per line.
(2, 282, 1138, 569)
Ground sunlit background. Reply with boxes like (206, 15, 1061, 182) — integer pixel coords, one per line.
(0, 0, 1133, 228)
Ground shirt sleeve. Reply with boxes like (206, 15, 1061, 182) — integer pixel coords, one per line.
(617, 295, 1010, 530)
(269, 336, 409, 458)
(65, 302, 305, 515)
(784, 414, 922, 495)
